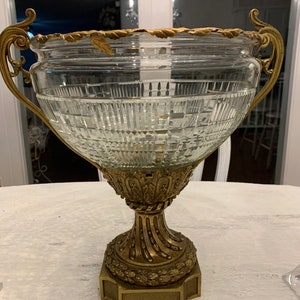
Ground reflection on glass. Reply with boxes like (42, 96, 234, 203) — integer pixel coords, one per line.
(125, 0, 138, 27)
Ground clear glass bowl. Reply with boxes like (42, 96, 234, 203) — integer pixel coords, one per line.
(283, 265, 300, 297)
(29, 31, 261, 170)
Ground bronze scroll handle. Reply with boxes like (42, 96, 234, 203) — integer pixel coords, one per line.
(246, 9, 284, 115)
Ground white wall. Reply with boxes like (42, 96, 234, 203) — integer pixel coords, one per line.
(0, 0, 29, 186)
(138, 0, 173, 28)
(279, 0, 300, 185)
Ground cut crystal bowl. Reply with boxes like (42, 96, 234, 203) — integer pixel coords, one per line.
(29, 31, 262, 170)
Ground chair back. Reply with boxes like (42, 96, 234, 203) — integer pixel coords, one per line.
(190, 137, 231, 182)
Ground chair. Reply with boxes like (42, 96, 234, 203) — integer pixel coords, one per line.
(239, 104, 266, 156)
(253, 77, 283, 169)
(190, 137, 231, 182)
(98, 137, 231, 182)
(239, 75, 283, 157)
(254, 111, 281, 169)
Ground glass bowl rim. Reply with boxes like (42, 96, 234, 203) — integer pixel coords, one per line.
(30, 27, 265, 50)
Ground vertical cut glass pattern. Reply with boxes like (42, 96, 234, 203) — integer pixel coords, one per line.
(36, 80, 255, 169)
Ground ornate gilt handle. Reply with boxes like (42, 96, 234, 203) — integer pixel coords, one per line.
(0, 9, 41, 117)
(247, 9, 284, 114)
(0, 8, 100, 169)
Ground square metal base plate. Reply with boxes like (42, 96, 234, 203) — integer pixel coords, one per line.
(99, 262, 201, 300)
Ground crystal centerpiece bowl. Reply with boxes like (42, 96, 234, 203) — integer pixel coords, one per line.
(0, 8, 283, 300)
(30, 31, 259, 170)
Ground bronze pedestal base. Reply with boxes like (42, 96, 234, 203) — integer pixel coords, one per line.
(99, 262, 201, 300)
(98, 165, 201, 299)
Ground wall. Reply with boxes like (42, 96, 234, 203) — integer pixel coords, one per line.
(0, 0, 29, 186)
(279, 0, 300, 185)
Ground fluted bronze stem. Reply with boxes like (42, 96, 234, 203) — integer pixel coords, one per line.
(104, 211, 197, 287)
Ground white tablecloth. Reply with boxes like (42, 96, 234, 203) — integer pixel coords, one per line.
(0, 181, 300, 300)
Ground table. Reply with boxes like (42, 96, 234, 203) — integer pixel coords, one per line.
(0, 181, 300, 299)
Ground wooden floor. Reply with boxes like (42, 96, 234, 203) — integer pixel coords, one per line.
(32, 129, 276, 184)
